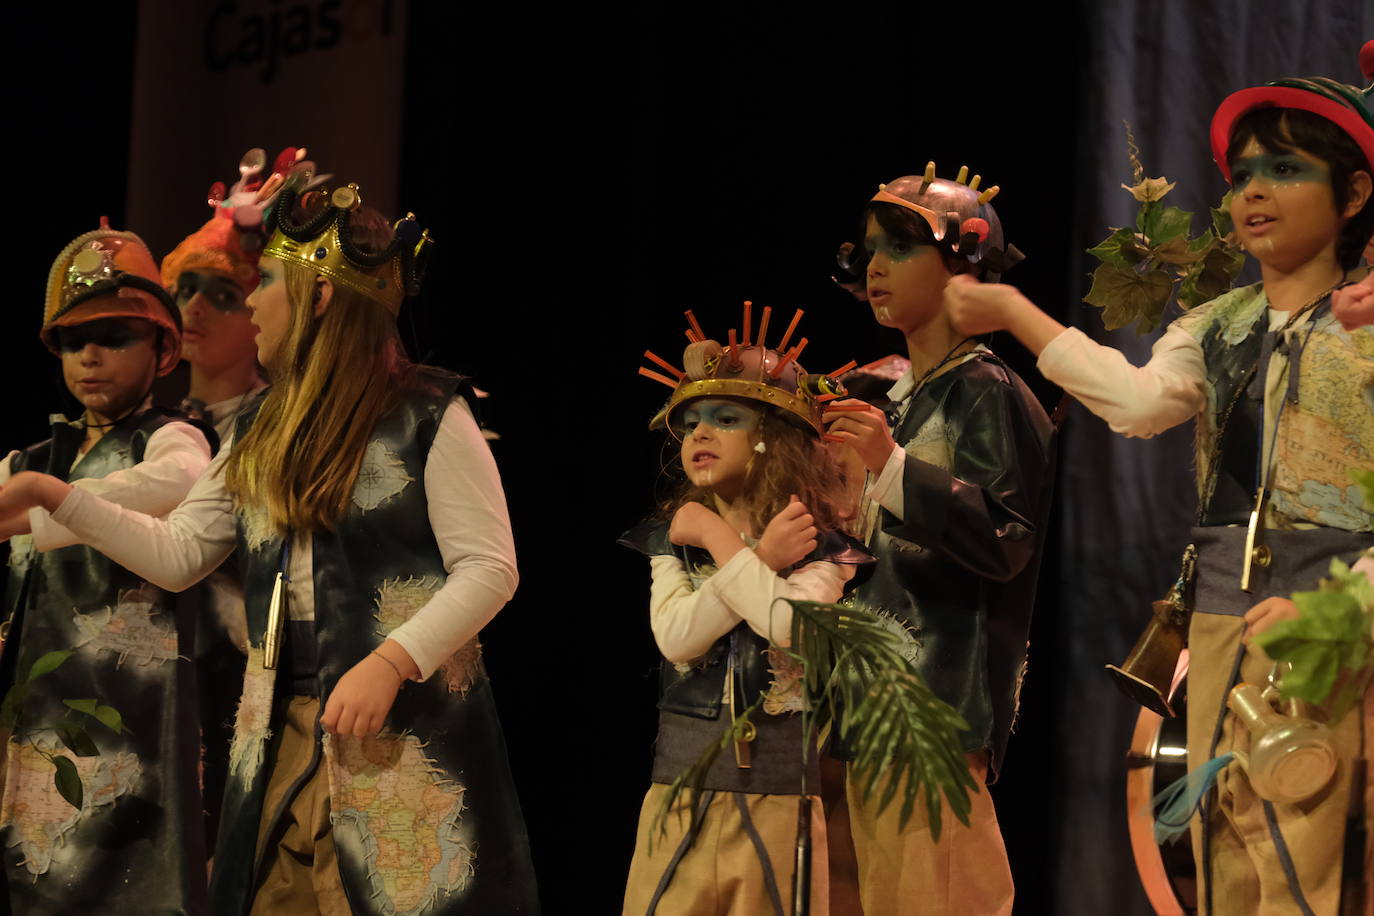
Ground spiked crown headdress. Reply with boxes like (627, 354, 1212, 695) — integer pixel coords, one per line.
(639, 301, 854, 437)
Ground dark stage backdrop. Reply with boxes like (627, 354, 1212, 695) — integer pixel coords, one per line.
(2, 3, 1369, 913)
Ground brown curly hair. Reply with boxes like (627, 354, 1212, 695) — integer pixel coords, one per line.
(658, 406, 855, 537)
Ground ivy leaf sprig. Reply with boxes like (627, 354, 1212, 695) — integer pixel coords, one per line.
(1083, 122, 1246, 334)
(0, 650, 128, 809)
(1252, 558, 1374, 722)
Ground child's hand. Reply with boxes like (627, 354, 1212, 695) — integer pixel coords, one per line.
(669, 502, 720, 549)
(320, 641, 417, 737)
(823, 399, 895, 476)
(944, 274, 1025, 336)
(1332, 273, 1374, 330)
(1243, 596, 1301, 641)
(754, 496, 817, 572)
(0, 513, 31, 542)
(0, 472, 71, 519)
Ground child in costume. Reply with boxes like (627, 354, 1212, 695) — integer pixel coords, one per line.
(825, 165, 1054, 915)
(621, 310, 872, 915)
(0, 225, 214, 911)
(159, 147, 302, 850)
(943, 59, 1374, 916)
(0, 177, 539, 914)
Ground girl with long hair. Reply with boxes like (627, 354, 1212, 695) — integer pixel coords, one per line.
(619, 316, 870, 915)
(0, 178, 539, 914)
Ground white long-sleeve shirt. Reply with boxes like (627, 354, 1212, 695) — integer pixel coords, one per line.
(1, 420, 212, 547)
(49, 397, 516, 681)
(649, 548, 854, 664)
(1035, 322, 1207, 439)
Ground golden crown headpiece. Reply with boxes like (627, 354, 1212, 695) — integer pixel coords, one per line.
(263, 178, 433, 316)
(639, 301, 855, 437)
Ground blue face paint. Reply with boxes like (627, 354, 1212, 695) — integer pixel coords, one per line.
(672, 399, 763, 439)
(864, 227, 935, 264)
(1229, 152, 1330, 191)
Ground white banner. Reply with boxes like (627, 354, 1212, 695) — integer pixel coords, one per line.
(129, 0, 408, 258)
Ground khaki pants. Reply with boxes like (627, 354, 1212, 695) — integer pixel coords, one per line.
(1188, 614, 1363, 916)
(249, 696, 351, 916)
(623, 784, 829, 915)
(829, 751, 1013, 916)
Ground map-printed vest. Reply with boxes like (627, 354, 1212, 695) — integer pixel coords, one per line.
(210, 372, 538, 916)
(1181, 282, 1374, 532)
(0, 411, 207, 914)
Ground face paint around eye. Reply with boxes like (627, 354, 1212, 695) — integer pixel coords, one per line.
(1228, 152, 1330, 190)
(671, 398, 763, 439)
(56, 319, 150, 353)
(176, 271, 247, 313)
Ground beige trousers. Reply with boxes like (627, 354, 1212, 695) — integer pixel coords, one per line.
(1187, 614, 1365, 916)
(623, 784, 829, 915)
(827, 751, 1013, 916)
(248, 696, 351, 916)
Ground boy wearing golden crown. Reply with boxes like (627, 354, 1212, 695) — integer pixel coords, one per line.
(0, 224, 214, 910)
(944, 54, 1374, 916)
(824, 167, 1054, 915)
(0, 174, 539, 914)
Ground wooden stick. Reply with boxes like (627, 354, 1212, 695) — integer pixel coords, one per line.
(742, 301, 752, 347)
(769, 344, 800, 378)
(757, 306, 772, 349)
(639, 367, 680, 389)
(684, 309, 706, 342)
(777, 308, 804, 352)
(828, 359, 857, 378)
(643, 350, 684, 379)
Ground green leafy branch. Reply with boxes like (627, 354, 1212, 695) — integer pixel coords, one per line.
(652, 599, 976, 844)
(1253, 558, 1374, 722)
(783, 600, 976, 838)
(0, 650, 127, 809)
(1084, 122, 1246, 334)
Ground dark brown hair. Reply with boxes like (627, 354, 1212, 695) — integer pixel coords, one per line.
(1226, 106, 1374, 270)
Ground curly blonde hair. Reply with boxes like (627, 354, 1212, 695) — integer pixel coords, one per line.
(659, 407, 854, 538)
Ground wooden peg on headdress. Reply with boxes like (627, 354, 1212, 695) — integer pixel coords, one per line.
(742, 300, 752, 347)
(638, 367, 679, 389)
(978, 185, 1001, 204)
(828, 359, 857, 378)
(777, 309, 804, 353)
(643, 350, 684, 380)
(969, 174, 982, 191)
(757, 305, 772, 348)
(955, 166, 969, 185)
(684, 309, 706, 343)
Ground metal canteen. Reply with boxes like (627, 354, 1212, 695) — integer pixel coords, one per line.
(1226, 682, 1337, 804)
